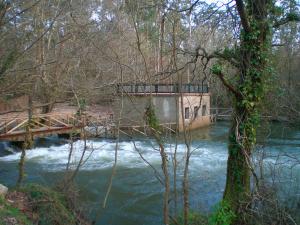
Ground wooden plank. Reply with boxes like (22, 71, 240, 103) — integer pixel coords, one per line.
(37, 116, 52, 125)
(7, 119, 28, 134)
(161, 124, 176, 133)
(0, 121, 6, 128)
(132, 127, 147, 136)
(32, 119, 49, 128)
(119, 129, 132, 137)
(0, 119, 17, 131)
(49, 116, 70, 127)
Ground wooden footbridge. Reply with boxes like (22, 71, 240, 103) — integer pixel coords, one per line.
(210, 108, 233, 122)
(0, 108, 234, 142)
(0, 112, 113, 142)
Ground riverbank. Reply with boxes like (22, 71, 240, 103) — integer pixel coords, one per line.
(0, 183, 91, 225)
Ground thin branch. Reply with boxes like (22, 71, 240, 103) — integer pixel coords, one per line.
(273, 14, 300, 28)
(212, 69, 242, 98)
(6, 1, 42, 25)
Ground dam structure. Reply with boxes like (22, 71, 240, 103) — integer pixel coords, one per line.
(112, 83, 211, 132)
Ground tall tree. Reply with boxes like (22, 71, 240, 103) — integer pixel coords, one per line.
(206, 0, 300, 224)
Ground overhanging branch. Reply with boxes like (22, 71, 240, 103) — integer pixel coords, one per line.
(213, 70, 242, 98)
(273, 13, 300, 28)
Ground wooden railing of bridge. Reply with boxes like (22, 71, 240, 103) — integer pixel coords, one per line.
(210, 108, 274, 122)
(210, 108, 233, 122)
(0, 112, 113, 141)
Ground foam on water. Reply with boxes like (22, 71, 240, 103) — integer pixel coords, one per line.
(0, 139, 228, 172)
(1, 135, 298, 174)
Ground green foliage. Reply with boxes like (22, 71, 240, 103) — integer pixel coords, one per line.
(79, 98, 86, 111)
(232, 18, 272, 149)
(145, 104, 160, 131)
(75, 98, 86, 116)
(286, 12, 300, 22)
(0, 196, 32, 225)
(211, 64, 222, 75)
(208, 201, 236, 225)
(270, 5, 284, 16)
(20, 184, 76, 225)
(174, 211, 208, 225)
(223, 48, 234, 57)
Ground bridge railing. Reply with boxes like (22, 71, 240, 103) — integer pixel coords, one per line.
(116, 83, 209, 94)
(0, 112, 113, 136)
(0, 113, 84, 135)
(210, 108, 233, 121)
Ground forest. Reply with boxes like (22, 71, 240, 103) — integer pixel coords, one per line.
(0, 0, 300, 225)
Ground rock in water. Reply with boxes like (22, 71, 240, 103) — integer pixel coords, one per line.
(0, 184, 8, 196)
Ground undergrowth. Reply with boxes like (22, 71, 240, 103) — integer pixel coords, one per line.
(19, 184, 77, 225)
(173, 211, 208, 225)
(172, 201, 235, 225)
(0, 196, 31, 225)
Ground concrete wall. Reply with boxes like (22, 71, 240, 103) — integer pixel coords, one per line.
(178, 93, 211, 131)
(152, 95, 177, 124)
(112, 95, 177, 127)
(112, 93, 211, 131)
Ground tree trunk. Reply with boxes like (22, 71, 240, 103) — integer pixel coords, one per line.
(223, 107, 252, 224)
(223, 1, 271, 223)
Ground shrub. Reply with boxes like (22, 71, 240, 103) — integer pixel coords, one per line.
(173, 211, 209, 225)
(208, 201, 236, 225)
(20, 184, 76, 225)
(0, 196, 32, 225)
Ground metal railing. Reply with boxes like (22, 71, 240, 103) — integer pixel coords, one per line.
(116, 83, 209, 94)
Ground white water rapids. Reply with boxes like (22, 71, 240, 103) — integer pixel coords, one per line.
(0, 139, 228, 174)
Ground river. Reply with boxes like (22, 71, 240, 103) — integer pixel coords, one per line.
(0, 122, 299, 225)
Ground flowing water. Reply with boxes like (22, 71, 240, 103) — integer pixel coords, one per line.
(0, 122, 299, 225)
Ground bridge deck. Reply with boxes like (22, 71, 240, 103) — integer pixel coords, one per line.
(0, 112, 112, 141)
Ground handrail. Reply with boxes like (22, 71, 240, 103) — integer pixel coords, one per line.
(0, 112, 111, 135)
(116, 83, 209, 94)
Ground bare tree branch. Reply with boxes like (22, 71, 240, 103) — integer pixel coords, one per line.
(235, 0, 251, 32)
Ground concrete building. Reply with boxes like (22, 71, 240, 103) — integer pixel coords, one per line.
(112, 84, 211, 132)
